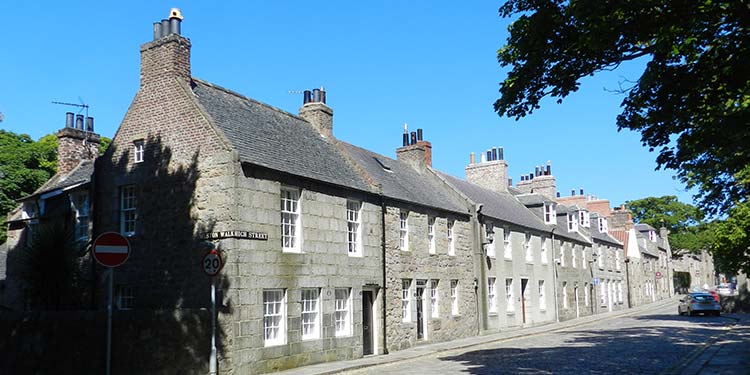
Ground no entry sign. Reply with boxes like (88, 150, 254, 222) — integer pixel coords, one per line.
(93, 232, 131, 267)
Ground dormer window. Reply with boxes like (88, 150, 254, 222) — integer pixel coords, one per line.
(598, 217, 608, 233)
(578, 210, 590, 228)
(567, 212, 578, 232)
(648, 230, 657, 242)
(543, 202, 557, 224)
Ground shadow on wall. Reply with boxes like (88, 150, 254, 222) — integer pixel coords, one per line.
(0, 135, 232, 375)
(439, 321, 727, 374)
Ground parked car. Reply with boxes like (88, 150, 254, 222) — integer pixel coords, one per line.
(678, 293, 721, 316)
(717, 283, 735, 296)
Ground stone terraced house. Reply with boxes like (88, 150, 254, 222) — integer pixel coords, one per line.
(0, 9, 693, 375)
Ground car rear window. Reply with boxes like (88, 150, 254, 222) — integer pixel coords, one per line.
(692, 294, 713, 301)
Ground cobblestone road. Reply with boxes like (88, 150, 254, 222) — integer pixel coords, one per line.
(349, 303, 737, 375)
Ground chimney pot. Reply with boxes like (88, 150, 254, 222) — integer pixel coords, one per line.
(470, 152, 475, 165)
(303, 90, 312, 104)
(410, 132, 417, 145)
(65, 112, 74, 128)
(169, 17, 181, 35)
(75, 114, 84, 130)
(160, 19, 170, 37)
(571, 189, 575, 196)
(498, 146, 504, 160)
(580, 188, 584, 195)
(480, 153, 486, 163)
(153, 22, 163, 40)
(320, 87, 326, 104)
(312, 88, 321, 103)
(417, 128, 423, 141)
(486, 150, 492, 162)
(490, 148, 496, 161)
(508, 178, 513, 187)
(169, 8, 184, 20)
(535, 166, 540, 177)
(557, 192, 560, 197)
(529, 172, 533, 180)
(85, 117, 94, 132)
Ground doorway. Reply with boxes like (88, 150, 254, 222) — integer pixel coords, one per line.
(362, 290, 374, 355)
(520, 278, 529, 323)
(416, 280, 426, 340)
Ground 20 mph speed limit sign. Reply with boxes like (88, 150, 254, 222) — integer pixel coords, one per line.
(202, 249, 223, 277)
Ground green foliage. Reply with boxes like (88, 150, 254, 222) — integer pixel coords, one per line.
(712, 201, 750, 275)
(20, 221, 87, 309)
(99, 136, 112, 154)
(0, 130, 58, 243)
(496, 0, 750, 215)
(625, 195, 712, 253)
(626, 195, 703, 232)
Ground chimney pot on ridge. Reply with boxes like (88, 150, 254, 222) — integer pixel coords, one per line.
(65, 112, 74, 128)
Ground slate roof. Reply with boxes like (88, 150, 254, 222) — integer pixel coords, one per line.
(438, 173, 549, 232)
(635, 223, 657, 232)
(339, 143, 469, 215)
(636, 232, 661, 257)
(23, 160, 94, 200)
(192, 79, 372, 193)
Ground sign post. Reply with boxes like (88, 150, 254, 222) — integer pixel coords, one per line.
(202, 248, 223, 375)
(93, 232, 131, 375)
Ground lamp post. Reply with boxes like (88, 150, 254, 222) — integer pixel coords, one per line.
(589, 251, 598, 315)
(625, 258, 632, 308)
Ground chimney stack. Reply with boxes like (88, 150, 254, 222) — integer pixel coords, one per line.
(465, 145, 509, 192)
(299, 86, 334, 138)
(396, 127, 432, 170)
(515, 160, 556, 199)
(56, 112, 100, 175)
(140, 8, 191, 87)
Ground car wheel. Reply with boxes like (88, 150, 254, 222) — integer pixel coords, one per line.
(678, 308, 683, 316)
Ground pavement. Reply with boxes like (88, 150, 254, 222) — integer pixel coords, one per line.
(672, 313, 750, 375)
(276, 297, 697, 375)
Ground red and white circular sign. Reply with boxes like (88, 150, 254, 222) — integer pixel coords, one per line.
(202, 249, 223, 277)
(92, 232, 131, 268)
(655, 271, 663, 279)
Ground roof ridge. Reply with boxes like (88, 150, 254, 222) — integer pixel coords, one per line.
(191, 77, 307, 124)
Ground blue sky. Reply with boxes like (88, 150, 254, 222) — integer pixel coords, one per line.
(0, 1, 695, 207)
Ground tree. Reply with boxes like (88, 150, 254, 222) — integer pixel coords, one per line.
(625, 195, 712, 253)
(19, 221, 87, 309)
(0, 131, 111, 243)
(495, 0, 750, 216)
(712, 201, 750, 275)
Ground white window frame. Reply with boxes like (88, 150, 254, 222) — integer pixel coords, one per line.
(400, 210, 409, 251)
(71, 191, 90, 241)
(402, 279, 412, 322)
(133, 139, 145, 163)
(301, 288, 321, 340)
(567, 212, 578, 232)
(347, 200, 362, 256)
(120, 185, 136, 236)
(505, 278, 514, 313)
(538, 280, 546, 310)
(562, 282, 569, 309)
(572, 245, 578, 268)
(541, 236, 548, 264)
(543, 202, 557, 224)
(450, 280, 459, 315)
(486, 223, 496, 258)
(599, 217, 609, 233)
(597, 246, 604, 268)
(584, 283, 590, 306)
(582, 248, 588, 269)
(618, 282, 624, 303)
(447, 220, 455, 256)
(579, 210, 590, 228)
(428, 216, 436, 254)
(560, 244, 566, 267)
(616, 250, 621, 270)
(116, 285, 134, 310)
(281, 187, 302, 252)
(263, 289, 286, 346)
(524, 233, 532, 262)
(430, 280, 439, 318)
(503, 227, 512, 259)
(334, 288, 352, 337)
(488, 277, 497, 313)
(600, 283, 607, 307)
